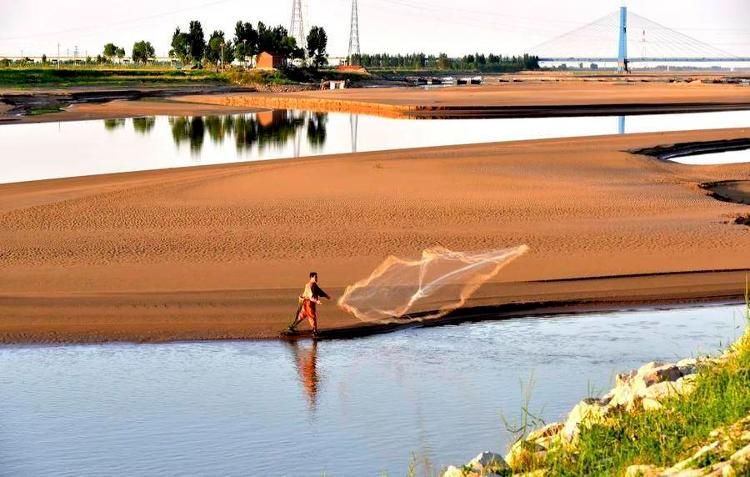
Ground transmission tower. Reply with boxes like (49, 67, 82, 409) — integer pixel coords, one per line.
(290, 0, 305, 52)
(348, 0, 361, 64)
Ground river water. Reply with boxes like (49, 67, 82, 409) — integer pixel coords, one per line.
(1, 109, 749, 184)
(1, 304, 746, 476)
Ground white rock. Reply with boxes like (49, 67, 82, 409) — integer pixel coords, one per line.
(527, 422, 564, 443)
(676, 358, 699, 376)
(504, 440, 546, 469)
(562, 398, 607, 442)
(468, 451, 509, 474)
(441, 465, 466, 477)
(642, 397, 664, 411)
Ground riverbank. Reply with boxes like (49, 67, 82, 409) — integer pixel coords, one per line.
(0, 86, 266, 123)
(444, 302, 750, 477)
(1, 127, 749, 343)
(2, 77, 749, 124)
(182, 81, 750, 118)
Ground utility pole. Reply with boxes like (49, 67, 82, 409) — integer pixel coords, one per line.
(348, 0, 361, 65)
(220, 42, 224, 70)
(57, 43, 60, 69)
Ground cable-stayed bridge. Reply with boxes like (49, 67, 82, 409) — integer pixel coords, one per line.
(532, 7, 750, 68)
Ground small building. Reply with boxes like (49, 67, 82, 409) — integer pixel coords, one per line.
(255, 51, 284, 70)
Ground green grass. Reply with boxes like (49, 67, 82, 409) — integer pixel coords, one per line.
(0, 67, 230, 88)
(28, 106, 64, 116)
(538, 298, 750, 476)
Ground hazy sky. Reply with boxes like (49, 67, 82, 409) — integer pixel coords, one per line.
(0, 0, 748, 58)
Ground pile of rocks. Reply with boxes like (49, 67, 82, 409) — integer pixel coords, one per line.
(442, 358, 709, 477)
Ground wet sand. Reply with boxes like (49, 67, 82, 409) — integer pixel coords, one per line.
(705, 180, 750, 205)
(1, 98, 263, 124)
(1, 127, 749, 343)
(183, 82, 750, 117)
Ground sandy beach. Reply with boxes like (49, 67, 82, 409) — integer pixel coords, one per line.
(183, 81, 750, 117)
(1, 122, 749, 343)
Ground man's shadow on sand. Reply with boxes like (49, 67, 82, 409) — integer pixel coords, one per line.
(286, 341, 320, 411)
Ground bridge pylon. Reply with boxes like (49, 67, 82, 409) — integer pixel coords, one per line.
(617, 6, 628, 72)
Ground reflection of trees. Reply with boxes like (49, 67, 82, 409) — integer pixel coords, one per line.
(204, 115, 235, 143)
(168, 111, 314, 152)
(132, 116, 156, 134)
(103, 118, 126, 130)
(306, 112, 328, 148)
(169, 116, 205, 153)
(229, 110, 306, 151)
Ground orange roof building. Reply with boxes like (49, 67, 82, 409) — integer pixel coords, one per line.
(256, 51, 285, 70)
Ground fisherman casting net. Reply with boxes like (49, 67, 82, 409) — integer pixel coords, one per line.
(338, 245, 529, 323)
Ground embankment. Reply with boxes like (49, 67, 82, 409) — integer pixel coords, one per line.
(180, 81, 750, 118)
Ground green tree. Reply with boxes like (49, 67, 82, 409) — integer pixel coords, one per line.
(437, 53, 450, 69)
(306, 26, 328, 69)
(188, 20, 206, 63)
(132, 41, 155, 64)
(41, 54, 48, 64)
(170, 28, 192, 64)
(206, 31, 233, 70)
(116, 47, 125, 61)
(234, 21, 258, 65)
(103, 43, 118, 61)
(257, 22, 300, 60)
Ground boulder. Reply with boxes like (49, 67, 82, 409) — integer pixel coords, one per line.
(562, 398, 608, 442)
(730, 442, 750, 465)
(676, 358, 699, 376)
(442, 452, 509, 477)
(505, 440, 546, 470)
(616, 369, 638, 387)
(526, 422, 564, 443)
(441, 465, 465, 477)
(468, 451, 510, 475)
(637, 361, 683, 387)
(641, 397, 664, 412)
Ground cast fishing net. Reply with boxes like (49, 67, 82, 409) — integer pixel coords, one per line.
(338, 245, 529, 322)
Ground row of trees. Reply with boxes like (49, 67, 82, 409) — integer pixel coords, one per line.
(102, 41, 155, 64)
(353, 52, 539, 71)
(169, 20, 328, 69)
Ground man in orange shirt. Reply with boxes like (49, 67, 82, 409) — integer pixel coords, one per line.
(287, 272, 331, 336)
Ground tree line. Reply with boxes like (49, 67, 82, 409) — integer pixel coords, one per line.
(353, 52, 539, 71)
(86, 19, 327, 69)
(168, 20, 328, 69)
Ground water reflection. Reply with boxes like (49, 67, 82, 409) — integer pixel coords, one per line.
(8, 109, 750, 185)
(169, 116, 205, 152)
(306, 112, 328, 149)
(132, 116, 155, 135)
(103, 118, 126, 131)
(166, 111, 320, 155)
(287, 340, 320, 411)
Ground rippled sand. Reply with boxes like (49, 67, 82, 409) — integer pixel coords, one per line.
(1, 123, 748, 343)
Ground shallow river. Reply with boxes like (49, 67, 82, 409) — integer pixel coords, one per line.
(2, 109, 749, 184)
(1, 304, 746, 476)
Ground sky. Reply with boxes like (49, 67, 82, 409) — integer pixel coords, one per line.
(0, 0, 748, 59)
